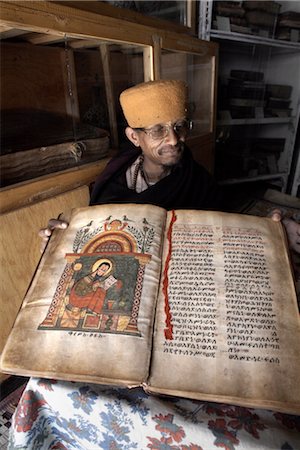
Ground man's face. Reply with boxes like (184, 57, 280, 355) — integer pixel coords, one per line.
(127, 118, 189, 168)
(97, 264, 110, 276)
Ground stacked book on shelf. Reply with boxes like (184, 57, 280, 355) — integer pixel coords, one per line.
(211, 1, 300, 42)
(243, 1, 280, 37)
(224, 70, 265, 119)
(212, 1, 281, 37)
(213, 1, 250, 35)
(218, 70, 293, 120)
(276, 11, 300, 42)
(265, 84, 293, 118)
(215, 136, 285, 181)
(216, 68, 290, 181)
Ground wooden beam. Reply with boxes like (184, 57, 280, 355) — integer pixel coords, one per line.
(100, 44, 119, 149)
(152, 35, 162, 80)
(186, 0, 197, 36)
(0, 158, 110, 214)
(0, 1, 218, 57)
(0, 26, 28, 39)
(143, 47, 153, 82)
(70, 39, 145, 54)
(0, 0, 154, 46)
(69, 38, 108, 49)
(161, 33, 216, 57)
(23, 32, 66, 45)
(52, 1, 192, 36)
(60, 47, 80, 120)
(0, 24, 13, 32)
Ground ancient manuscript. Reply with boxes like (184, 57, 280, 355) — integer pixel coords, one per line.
(1, 204, 300, 413)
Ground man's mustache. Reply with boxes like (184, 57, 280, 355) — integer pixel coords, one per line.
(158, 142, 184, 155)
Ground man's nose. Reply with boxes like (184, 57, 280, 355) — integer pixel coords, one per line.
(165, 126, 179, 145)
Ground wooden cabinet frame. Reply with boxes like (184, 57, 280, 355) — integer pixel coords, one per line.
(0, 0, 218, 212)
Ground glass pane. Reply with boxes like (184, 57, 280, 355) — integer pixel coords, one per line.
(161, 50, 214, 135)
(74, 42, 145, 148)
(0, 32, 146, 187)
(104, 1, 187, 26)
(1, 39, 75, 152)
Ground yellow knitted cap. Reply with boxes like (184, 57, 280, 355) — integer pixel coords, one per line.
(120, 80, 188, 128)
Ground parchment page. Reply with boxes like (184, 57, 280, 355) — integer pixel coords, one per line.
(1, 203, 166, 386)
(148, 210, 300, 413)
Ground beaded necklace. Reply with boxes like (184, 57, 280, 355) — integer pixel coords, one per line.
(134, 155, 149, 188)
(127, 154, 171, 193)
(127, 155, 152, 193)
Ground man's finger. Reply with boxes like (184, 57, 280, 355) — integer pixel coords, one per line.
(269, 208, 282, 222)
(48, 219, 68, 230)
(271, 213, 282, 222)
(38, 228, 52, 238)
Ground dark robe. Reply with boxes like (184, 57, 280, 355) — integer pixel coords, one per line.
(90, 146, 222, 210)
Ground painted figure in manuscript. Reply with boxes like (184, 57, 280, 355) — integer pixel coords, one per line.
(67, 260, 122, 315)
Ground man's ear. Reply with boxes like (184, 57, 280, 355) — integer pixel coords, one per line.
(125, 127, 140, 147)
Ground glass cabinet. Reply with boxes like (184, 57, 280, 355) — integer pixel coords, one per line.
(199, 0, 300, 195)
(0, 0, 218, 202)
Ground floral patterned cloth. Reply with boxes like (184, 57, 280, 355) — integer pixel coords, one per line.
(9, 377, 300, 450)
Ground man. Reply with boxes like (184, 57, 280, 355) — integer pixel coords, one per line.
(90, 79, 221, 210)
(40, 79, 300, 254)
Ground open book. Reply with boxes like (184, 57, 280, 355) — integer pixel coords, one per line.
(1, 204, 300, 414)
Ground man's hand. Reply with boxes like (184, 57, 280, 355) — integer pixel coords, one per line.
(38, 219, 68, 253)
(270, 208, 300, 254)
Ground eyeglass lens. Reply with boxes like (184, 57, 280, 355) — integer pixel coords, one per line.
(150, 120, 191, 140)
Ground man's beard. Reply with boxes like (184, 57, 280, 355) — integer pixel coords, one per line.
(160, 141, 184, 168)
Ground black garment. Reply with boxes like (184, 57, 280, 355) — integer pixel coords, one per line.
(90, 146, 222, 211)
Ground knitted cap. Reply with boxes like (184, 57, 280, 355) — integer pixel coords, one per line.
(120, 80, 188, 128)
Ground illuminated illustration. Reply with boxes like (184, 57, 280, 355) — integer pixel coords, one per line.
(39, 216, 154, 336)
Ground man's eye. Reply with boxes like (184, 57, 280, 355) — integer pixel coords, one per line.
(175, 121, 187, 129)
(152, 126, 164, 134)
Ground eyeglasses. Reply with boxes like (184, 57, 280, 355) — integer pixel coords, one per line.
(136, 119, 193, 141)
